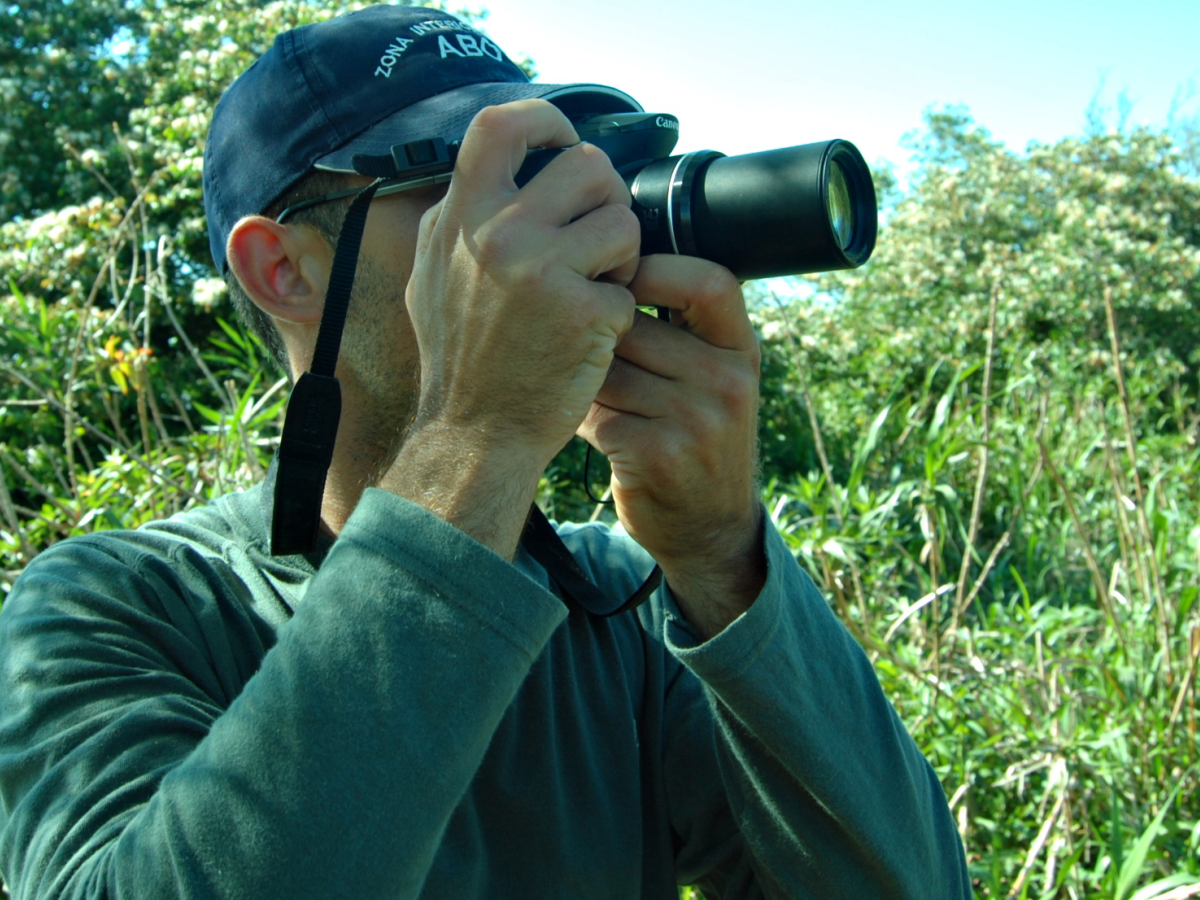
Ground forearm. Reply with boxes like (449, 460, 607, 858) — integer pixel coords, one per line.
(666, 523, 971, 899)
(0, 492, 566, 899)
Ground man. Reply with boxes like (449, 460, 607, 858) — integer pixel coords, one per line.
(0, 5, 972, 899)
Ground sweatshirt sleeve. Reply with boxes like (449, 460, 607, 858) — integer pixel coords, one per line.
(660, 519, 973, 900)
(0, 488, 567, 900)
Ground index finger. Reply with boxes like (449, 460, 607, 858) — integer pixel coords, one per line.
(451, 99, 579, 199)
(627, 254, 757, 352)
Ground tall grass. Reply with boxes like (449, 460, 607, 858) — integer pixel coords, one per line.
(758, 286, 1200, 898)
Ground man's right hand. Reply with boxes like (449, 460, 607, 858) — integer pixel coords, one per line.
(377, 100, 640, 558)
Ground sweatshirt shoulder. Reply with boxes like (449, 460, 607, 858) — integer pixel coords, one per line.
(3, 485, 303, 633)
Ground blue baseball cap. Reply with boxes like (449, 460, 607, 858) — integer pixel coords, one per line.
(203, 4, 641, 273)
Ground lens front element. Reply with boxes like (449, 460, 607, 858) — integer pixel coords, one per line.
(827, 161, 855, 250)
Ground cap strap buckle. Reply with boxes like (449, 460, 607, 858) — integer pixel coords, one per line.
(352, 137, 455, 179)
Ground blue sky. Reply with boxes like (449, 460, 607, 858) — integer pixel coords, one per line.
(478, 0, 1200, 181)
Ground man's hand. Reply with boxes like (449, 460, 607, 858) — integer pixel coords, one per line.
(577, 255, 765, 639)
(378, 100, 640, 559)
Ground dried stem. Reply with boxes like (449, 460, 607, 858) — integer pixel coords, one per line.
(1007, 789, 1066, 899)
(1168, 626, 1200, 734)
(770, 293, 870, 628)
(62, 177, 160, 493)
(154, 237, 229, 405)
(1, 363, 205, 505)
(0, 461, 36, 564)
(952, 282, 999, 631)
(1103, 285, 1173, 678)
(1038, 435, 1128, 652)
(1099, 405, 1145, 607)
(947, 398, 1047, 658)
(0, 446, 75, 521)
(226, 379, 264, 481)
(163, 381, 196, 433)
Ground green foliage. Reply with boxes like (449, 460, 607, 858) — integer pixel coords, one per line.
(0, 0, 465, 576)
(777, 110, 1200, 458)
(0, 0, 143, 218)
(3, 5, 1200, 898)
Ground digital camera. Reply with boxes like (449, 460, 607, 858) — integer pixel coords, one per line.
(516, 112, 878, 281)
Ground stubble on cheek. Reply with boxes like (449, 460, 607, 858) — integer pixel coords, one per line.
(364, 357, 421, 485)
(340, 258, 424, 486)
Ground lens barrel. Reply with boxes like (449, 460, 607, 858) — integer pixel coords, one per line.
(628, 139, 877, 281)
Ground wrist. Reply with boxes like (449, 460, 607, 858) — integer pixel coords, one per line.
(375, 421, 545, 560)
(661, 505, 766, 640)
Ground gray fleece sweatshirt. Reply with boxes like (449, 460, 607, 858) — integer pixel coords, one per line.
(0, 482, 971, 899)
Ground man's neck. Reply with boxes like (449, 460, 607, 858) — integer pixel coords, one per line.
(318, 398, 411, 536)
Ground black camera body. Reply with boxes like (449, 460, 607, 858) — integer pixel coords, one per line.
(515, 113, 878, 281)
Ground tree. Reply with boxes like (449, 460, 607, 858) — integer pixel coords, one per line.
(0, 1, 474, 575)
(750, 112, 1200, 894)
(758, 108, 1200, 475)
(0, 0, 144, 219)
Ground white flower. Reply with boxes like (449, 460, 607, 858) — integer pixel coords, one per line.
(191, 278, 226, 311)
(760, 321, 783, 341)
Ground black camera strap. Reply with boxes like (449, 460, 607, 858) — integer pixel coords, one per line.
(521, 504, 662, 617)
(269, 142, 659, 618)
(271, 177, 384, 557)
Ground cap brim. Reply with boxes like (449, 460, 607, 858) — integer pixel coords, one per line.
(314, 82, 642, 173)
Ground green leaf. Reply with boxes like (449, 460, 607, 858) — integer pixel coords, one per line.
(1129, 873, 1200, 900)
(847, 404, 891, 497)
(232, 371, 261, 424)
(215, 316, 249, 350)
(1115, 779, 1186, 900)
(191, 401, 224, 426)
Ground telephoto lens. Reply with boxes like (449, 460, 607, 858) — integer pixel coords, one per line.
(628, 140, 877, 281)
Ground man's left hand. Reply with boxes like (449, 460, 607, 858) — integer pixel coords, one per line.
(577, 254, 765, 640)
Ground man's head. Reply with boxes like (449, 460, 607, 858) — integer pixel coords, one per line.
(203, 4, 640, 372)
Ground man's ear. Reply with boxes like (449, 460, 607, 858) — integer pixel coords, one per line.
(226, 216, 332, 324)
